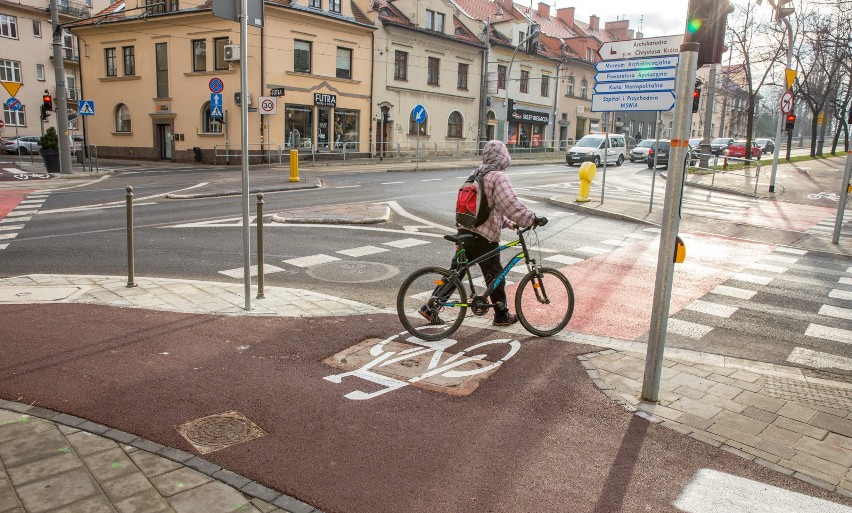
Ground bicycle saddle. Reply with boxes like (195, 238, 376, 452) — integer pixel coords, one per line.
(444, 233, 475, 244)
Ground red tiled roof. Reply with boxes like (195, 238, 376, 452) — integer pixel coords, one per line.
(350, 0, 373, 25)
(378, 0, 482, 46)
(513, 4, 579, 39)
(452, 0, 518, 24)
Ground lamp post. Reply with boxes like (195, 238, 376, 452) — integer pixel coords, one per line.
(503, 30, 537, 144)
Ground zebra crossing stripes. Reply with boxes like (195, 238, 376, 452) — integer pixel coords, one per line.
(545, 255, 583, 266)
(746, 262, 787, 273)
(382, 238, 431, 249)
(804, 323, 852, 344)
(666, 318, 714, 339)
(787, 347, 852, 372)
(219, 264, 286, 278)
(684, 299, 737, 318)
(284, 254, 341, 267)
(0, 192, 48, 252)
(774, 247, 807, 255)
(839, 277, 852, 286)
(337, 245, 389, 257)
(819, 305, 852, 320)
(829, 289, 852, 301)
(730, 272, 773, 286)
(710, 285, 756, 300)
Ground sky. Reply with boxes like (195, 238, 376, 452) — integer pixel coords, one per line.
(541, 0, 691, 38)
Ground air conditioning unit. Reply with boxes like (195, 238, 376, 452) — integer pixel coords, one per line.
(224, 45, 240, 62)
(234, 92, 252, 106)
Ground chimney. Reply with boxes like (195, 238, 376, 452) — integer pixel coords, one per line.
(556, 7, 574, 26)
(589, 14, 599, 31)
(537, 1, 549, 18)
(604, 19, 629, 40)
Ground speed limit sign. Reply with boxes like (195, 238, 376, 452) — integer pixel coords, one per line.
(259, 96, 277, 115)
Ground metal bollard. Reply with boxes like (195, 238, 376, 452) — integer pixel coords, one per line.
(711, 155, 718, 186)
(289, 149, 300, 182)
(256, 193, 265, 299)
(125, 186, 136, 288)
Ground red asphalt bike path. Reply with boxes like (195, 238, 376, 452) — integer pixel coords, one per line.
(0, 190, 32, 218)
(2, 304, 850, 513)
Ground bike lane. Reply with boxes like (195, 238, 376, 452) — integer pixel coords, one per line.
(0, 189, 33, 218)
(1, 302, 848, 513)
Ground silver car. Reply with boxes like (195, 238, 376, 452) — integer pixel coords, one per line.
(629, 139, 654, 163)
(3, 136, 41, 154)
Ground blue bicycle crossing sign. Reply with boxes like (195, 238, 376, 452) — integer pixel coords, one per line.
(412, 104, 427, 124)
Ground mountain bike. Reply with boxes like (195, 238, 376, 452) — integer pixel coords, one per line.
(396, 218, 574, 341)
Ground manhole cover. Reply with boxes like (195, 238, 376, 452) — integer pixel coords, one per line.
(176, 411, 265, 455)
(307, 261, 399, 283)
(763, 376, 852, 410)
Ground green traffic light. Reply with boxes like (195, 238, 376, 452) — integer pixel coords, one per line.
(687, 18, 702, 33)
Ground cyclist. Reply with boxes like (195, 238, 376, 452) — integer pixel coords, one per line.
(422, 140, 539, 326)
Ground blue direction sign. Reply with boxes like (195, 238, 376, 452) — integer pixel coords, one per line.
(78, 100, 95, 116)
(591, 91, 676, 112)
(595, 56, 678, 72)
(210, 93, 222, 107)
(412, 104, 427, 124)
(5, 97, 22, 111)
(595, 67, 677, 83)
(209, 77, 224, 94)
(594, 79, 676, 94)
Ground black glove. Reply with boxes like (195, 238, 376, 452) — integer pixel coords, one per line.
(534, 216, 548, 227)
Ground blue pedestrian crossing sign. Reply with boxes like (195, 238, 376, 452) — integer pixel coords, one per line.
(210, 105, 223, 119)
(78, 100, 95, 116)
(412, 104, 427, 124)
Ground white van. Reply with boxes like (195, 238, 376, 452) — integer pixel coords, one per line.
(565, 133, 627, 167)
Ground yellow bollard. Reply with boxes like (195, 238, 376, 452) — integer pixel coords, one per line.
(289, 149, 300, 182)
(576, 161, 597, 202)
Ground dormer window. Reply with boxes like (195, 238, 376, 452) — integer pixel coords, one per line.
(425, 10, 444, 32)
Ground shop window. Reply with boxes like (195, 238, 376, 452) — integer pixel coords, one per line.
(114, 103, 131, 132)
(447, 111, 462, 138)
(286, 104, 313, 148)
(334, 108, 359, 149)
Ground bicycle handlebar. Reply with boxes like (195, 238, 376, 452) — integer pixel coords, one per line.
(516, 216, 547, 235)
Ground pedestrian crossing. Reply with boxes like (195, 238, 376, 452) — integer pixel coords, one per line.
(0, 191, 49, 251)
(662, 247, 852, 376)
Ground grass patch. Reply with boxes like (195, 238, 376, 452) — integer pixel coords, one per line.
(688, 151, 848, 174)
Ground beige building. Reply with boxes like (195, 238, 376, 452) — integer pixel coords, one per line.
(72, 0, 375, 162)
(1, 0, 103, 140)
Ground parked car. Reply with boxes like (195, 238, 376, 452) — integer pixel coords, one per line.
(754, 138, 775, 154)
(3, 136, 41, 154)
(646, 140, 698, 169)
(710, 137, 735, 155)
(566, 133, 627, 167)
(629, 139, 655, 163)
(688, 138, 704, 159)
(725, 140, 762, 159)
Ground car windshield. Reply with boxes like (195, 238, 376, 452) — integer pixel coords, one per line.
(712, 138, 730, 145)
(755, 139, 768, 144)
(576, 137, 604, 148)
(637, 140, 654, 148)
(732, 140, 748, 146)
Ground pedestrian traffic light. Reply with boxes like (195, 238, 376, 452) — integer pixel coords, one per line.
(785, 113, 796, 131)
(774, 0, 794, 21)
(685, 0, 734, 67)
(692, 82, 702, 113)
(40, 104, 49, 121)
(42, 91, 53, 112)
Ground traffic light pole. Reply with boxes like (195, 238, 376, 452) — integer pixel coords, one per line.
(49, 0, 73, 174)
(769, 17, 793, 193)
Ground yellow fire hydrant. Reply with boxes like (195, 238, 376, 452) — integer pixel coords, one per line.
(289, 149, 300, 182)
(576, 161, 597, 202)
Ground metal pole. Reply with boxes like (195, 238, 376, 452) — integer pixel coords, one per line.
(642, 42, 698, 402)
(125, 186, 136, 288)
(256, 193, 265, 298)
(649, 111, 660, 212)
(49, 0, 72, 174)
(601, 112, 608, 203)
(769, 17, 794, 193)
(239, 0, 252, 311)
(700, 64, 716, 168)
(14, 123, 21, 166)
(503, 32, 534, 143)
(832, 154, 852, 244)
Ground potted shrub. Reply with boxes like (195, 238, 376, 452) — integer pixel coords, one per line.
(39, 127, 61, 173)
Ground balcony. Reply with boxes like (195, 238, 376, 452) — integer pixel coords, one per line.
(58, 0, 91, 18)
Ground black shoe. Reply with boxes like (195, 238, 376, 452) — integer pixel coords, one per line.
(419, 306, 443, 325)
(493, 312, 518, 326)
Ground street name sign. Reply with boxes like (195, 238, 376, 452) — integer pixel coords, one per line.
(598, 34, 684, 61)
(594, 79, 676, 94)
(591, 91, 676, 112)
(595, 67, 677, 83)
(595, 56, 678, 72)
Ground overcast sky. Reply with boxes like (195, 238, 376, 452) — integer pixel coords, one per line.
(542, 0, 691, 38)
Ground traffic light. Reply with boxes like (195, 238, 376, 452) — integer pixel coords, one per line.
(692, 82, 702, 113)
(40, 105, 49, 121)
(526, 23, 540, 55)
(785, 113, 796, 131)
(42, 91, 53, 112)
(685, 0, 734, 67)
(775, 0, 794, 21)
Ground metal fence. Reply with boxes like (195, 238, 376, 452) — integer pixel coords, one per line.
(686, 152, 763, 195)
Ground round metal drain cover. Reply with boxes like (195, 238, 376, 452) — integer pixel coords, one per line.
(177, 411, 265, 455)
(307, 261, 399, 283)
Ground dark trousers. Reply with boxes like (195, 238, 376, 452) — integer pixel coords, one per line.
(452, 230, 509, 315)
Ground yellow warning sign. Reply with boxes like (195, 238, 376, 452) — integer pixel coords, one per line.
(785, 69, 797, 90)
(817, 112, 824, 125)
(0, 81, 22, 97)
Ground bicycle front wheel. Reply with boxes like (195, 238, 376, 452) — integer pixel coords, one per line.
(515, 267, 574, 337)
(397, 267, 467, 341)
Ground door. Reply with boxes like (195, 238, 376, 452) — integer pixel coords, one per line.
(157, 124, 173, 160)
(559, 126, 568, 151)
(317, 108, 330, 151)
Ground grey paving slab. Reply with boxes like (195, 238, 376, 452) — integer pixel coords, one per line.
(0, 416, 54, 443)
(66, 430, 120, 456)
(0, 477, 19, 513)
(6, 451, 82, 487)
(128, 450, 182, 479)
(113, 487, 172, 513)
(15, 468, 98, 513)
(81, 447, 137, 481)
(168, 481, 259, 513)
(0, 429, 69, 467)
(101, 472, 157, 502)
(150, 467, 213, 496)
(56, 495, 116, 513)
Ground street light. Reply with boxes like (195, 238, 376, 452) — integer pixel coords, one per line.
(503, 25, 540, 144)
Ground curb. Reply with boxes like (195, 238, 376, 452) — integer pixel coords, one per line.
(165, 178, 323, 199)
(544, 197, 659, 226)
(271, 203, 391, 225)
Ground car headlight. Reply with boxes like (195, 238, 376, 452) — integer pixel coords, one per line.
(586, 150, 594, 155)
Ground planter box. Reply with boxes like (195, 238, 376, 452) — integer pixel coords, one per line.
(41, 149, 61, 173)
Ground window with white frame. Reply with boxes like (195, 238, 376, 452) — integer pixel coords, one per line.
(566, 75, 574, 96)
(580, 78, 587, 98)
(32, 20, 41, 37)
(0, 15, 17, 39)
(329, 0, 340, 12)
(0, 59, 21, 82)
(114, 103, 131, 132)
(202, 101, 222, 133)
(336, 47, 352, 79)
(425, 10, 444, 32)
(105, 48, 117, 76)
(447, 111, 462, 138)
(3, 105, 25, 126)
(36, 63, 45, 80)
(192, 39, 206, 72)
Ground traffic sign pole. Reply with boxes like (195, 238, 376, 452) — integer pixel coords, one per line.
(642, 42, 699, 403)
(770, 19, 795, 193)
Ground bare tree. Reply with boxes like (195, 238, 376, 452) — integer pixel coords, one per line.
(726, 1, 784, 164)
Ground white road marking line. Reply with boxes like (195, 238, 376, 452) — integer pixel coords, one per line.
(420, 179, 442, 182)
(283, 254, 341, 267)
(839, 277, 852, 286)
(0, 243, 7, 250)
(731, 272, 773, 285)
(847, 266, 852, 274)
(334, 185, 361, 189)
(383, 238, 431, 248)
(684, 299, 738, 318)
(747, 262, 787, 273)
(380, 182, 404, 185)
(624, 233, 650, 239)
(762, 254, 799, 264)
(644, 227, 661, 233)
(19, 200, 44, 204)
(830, 289, 852, 301)
(0, 216, 30, 223)
(574, 246, 609, 255)
(819, 305, 852, 321)
(219, 264, 287, 278)
(674, 468, 852, 513)
(710, 284, 757, 300)
(7, 210, 38, 217)
(773, 247, 807, 255)
(545, 255, 584, 266)
(0, 225, 24, 232)
(600, 239, 633, 247)
(336, 245, 390, 257)
(667, 318, 713, 339)
(805, 323, 852, 344)
(0, 233, 16, 241)
(787, 347, 852, 372)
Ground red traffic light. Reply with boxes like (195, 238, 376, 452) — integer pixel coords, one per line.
(692, 84, 702, 113)
(42, 93, 53, 111)
(785, 114, 796, 131)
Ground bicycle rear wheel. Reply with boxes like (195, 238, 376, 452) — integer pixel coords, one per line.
(515, 267, 574, 337)
(397, 267, 467, 341)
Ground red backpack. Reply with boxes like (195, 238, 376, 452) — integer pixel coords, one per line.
(455, 170, 492, 228)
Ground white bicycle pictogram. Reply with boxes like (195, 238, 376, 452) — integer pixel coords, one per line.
(324, 331, 520, 400)
(807, 192, 840, 201)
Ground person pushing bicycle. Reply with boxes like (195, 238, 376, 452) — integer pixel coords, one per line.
(423, 140, 541, 327)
